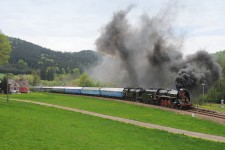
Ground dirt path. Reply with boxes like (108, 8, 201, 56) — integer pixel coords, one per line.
(2, 97, 225, 143)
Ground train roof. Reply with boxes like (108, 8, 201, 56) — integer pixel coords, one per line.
(145, 88, 158, 92)
(100, 88, 124, 92)
(52, 86, 65, 89)
(42, 86, 53, 89)
(64, 87, 82, 89)
(82, 87, 101, 90)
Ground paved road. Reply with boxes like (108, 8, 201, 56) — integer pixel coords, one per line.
(2, 97, 225, 143)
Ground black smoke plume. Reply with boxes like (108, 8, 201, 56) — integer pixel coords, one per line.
(175, 51, 221, 93)
(95, 8, 138, 85)
(94, 7, 221, 96)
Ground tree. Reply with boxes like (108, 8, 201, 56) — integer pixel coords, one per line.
(77, 73, 94, 87)
(74, 68, 80, 77)
(61, 68, 66, 74)
(46, 67, 55, 81)
(18, 59, 28, 66)
(32, 70, 41, 86)
(0, 76, 8, 94)
(0, 33, 11, 65)
(40, 68, 47, 80)
(0, 78, 3, 93)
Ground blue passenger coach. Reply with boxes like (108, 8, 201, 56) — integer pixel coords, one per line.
(64, 87, 82, 94)
(100, 88, 124, 98)
(80, 87, 101, 96)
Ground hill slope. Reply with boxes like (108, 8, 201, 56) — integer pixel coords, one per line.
(0, 37, 100, 74)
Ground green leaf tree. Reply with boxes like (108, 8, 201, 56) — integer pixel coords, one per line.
(77, 73, 94, 87)
(0, 76, 8, 94)
(32, 70, 41, 86)
(18, 59, 28, 66)
(73, 68, 80, 77)
(0, 33, 11, 65)
(46, 67, 55, 81)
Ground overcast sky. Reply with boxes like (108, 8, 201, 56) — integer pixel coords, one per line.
(1, 0, 225, 55)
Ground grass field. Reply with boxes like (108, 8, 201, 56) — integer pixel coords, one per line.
(2, 92, 225, 137)
(1, 99, 225, 149)
(200, 103, 225, 113)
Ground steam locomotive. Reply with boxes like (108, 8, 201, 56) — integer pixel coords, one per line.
(33, 86, 192, 109)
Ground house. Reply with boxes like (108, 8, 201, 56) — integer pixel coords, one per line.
(8, 79, 20, 93)
(8, 79, 29, 93)
(18, 80, 29, 93)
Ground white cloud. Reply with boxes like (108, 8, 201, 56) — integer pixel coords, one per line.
(183, 35, 225, 55)
(1, 0, 225, 53)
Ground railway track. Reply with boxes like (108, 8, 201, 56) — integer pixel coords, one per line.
(186, 108, 225, 120)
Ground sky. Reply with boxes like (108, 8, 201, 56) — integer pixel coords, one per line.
(1, 0, 225, 55)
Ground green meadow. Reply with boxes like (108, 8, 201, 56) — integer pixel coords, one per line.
(2, 92, 225, 137)
(200, 103, 225, 113)
(1, 98, 225, 149)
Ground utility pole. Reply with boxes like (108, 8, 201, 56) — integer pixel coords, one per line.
(202, 83, 205, 104)
(202, 83, 205, 95)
